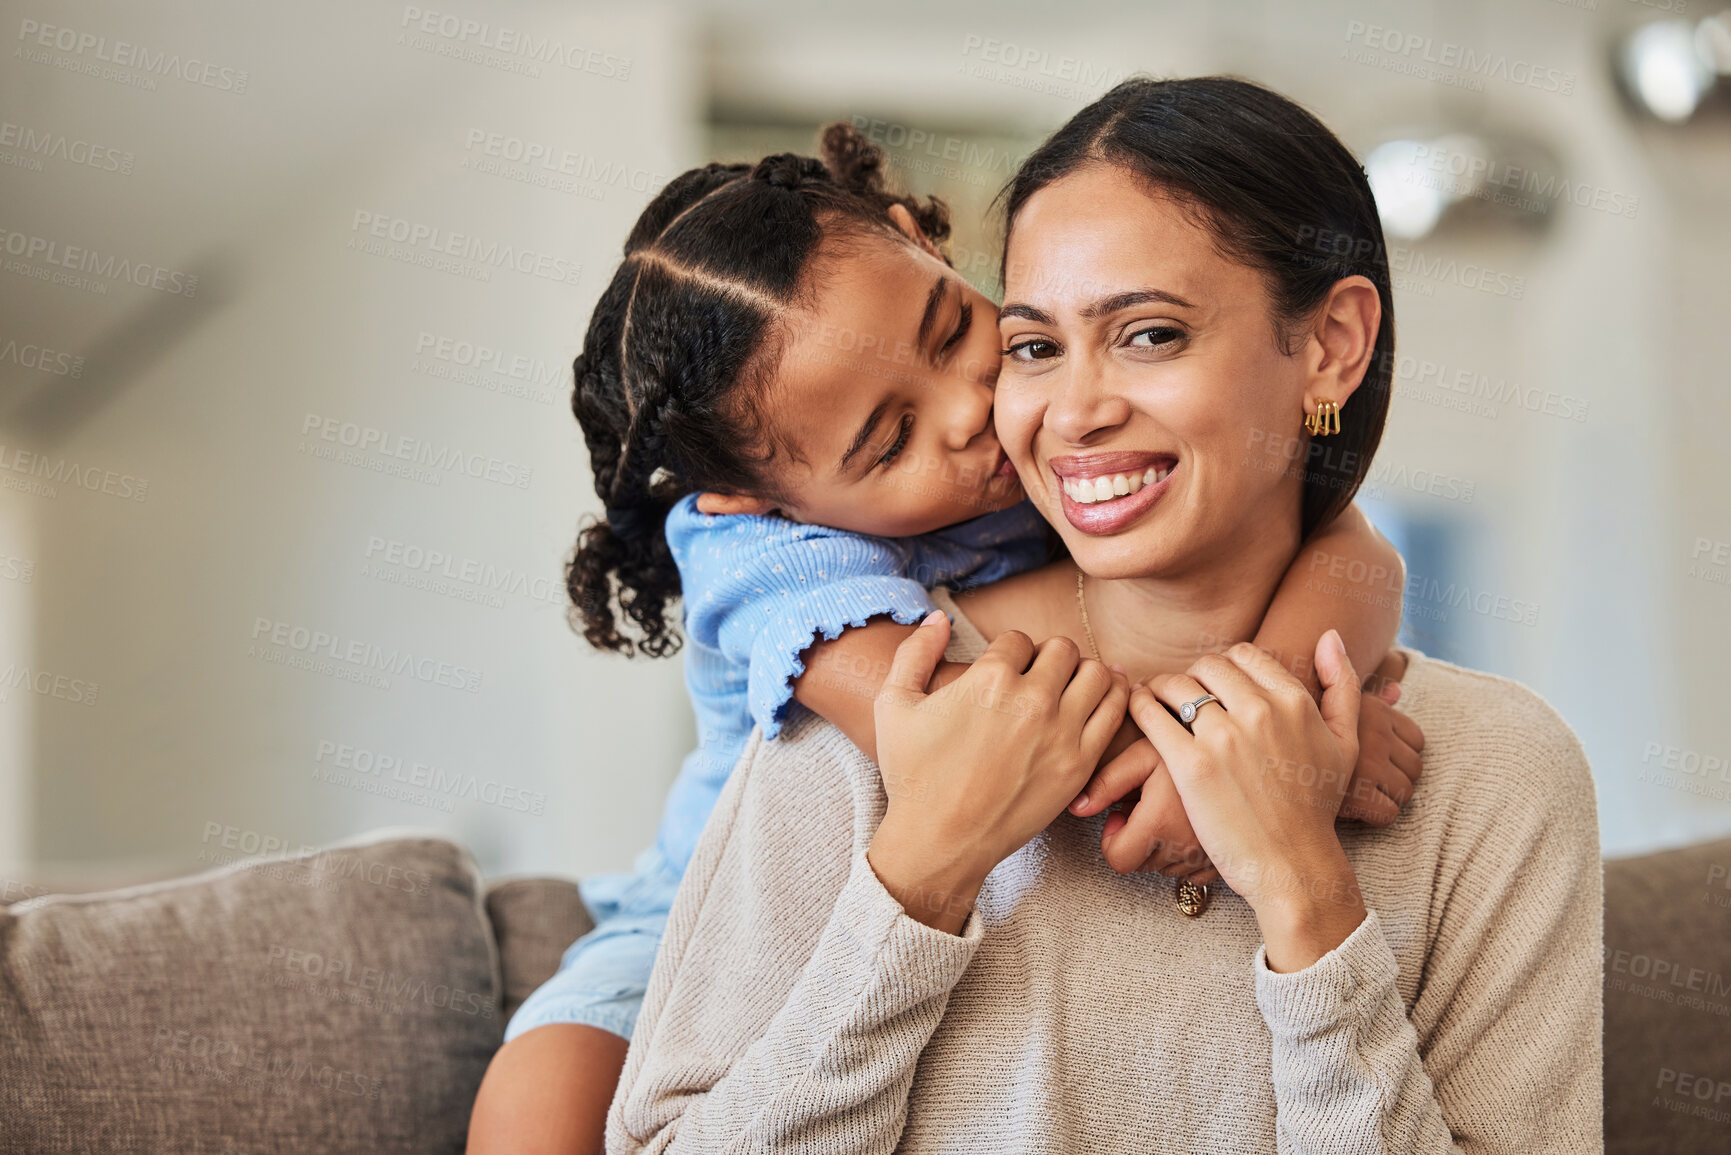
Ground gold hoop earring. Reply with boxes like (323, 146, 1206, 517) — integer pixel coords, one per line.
(1304, 399, 1341, 436)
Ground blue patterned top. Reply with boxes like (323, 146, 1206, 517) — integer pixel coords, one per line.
(652, 493, 1053, 875)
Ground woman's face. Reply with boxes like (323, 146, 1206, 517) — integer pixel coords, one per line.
(995, 163, 1309, 581)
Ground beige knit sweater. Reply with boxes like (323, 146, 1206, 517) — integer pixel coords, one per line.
(607, 587, 1604, 1153)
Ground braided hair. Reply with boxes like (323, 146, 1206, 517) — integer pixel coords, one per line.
(567, 122, 952, 658)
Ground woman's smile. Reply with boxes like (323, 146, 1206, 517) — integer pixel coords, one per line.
(1051, 453, 1180, 534)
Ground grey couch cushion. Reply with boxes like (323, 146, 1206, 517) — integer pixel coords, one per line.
(1603, 835, 1731, 1153)
(0, 833, 504, 1154)
(484, 876, 592, 1024)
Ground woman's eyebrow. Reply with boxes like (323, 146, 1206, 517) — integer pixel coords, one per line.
(999, 288, 1196, 325)
(1082, 288, 1195, 319)
(999, 302, 1054, 324)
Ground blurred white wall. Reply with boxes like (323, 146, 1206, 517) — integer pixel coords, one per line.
(2, 0, 698, 880)
(3, 0, 1728, 881)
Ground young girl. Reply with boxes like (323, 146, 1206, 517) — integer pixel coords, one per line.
(468, 125, 1423, 1155)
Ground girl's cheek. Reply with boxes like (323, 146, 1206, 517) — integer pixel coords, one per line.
(990, 378, 1040, 449)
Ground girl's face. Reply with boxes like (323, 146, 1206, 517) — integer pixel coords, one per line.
(753, 232, 1025, 538)
(994, 163, 1311, 582)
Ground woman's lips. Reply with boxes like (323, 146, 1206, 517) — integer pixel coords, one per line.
(1057, 461, 1178, 535)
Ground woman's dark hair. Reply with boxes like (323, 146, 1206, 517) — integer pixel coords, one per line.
(568, 123, 951, 657)
(1000, 75, 1395, 539)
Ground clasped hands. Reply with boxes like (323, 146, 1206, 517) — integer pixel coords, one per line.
(870, 614, 1425, 930)
(1071, 645, 1425, 885)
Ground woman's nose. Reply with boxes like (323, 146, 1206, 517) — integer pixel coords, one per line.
(1043, 359, 1132, 444)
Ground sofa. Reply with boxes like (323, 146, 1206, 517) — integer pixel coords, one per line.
(1, 829, 1726, 1153)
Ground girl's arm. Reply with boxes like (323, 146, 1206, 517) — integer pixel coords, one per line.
(795, 619, 1142, 768)
(793, 619, 967, 764)
(1253, 502, 1405, 701)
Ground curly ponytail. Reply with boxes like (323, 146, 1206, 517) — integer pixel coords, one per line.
(566, 125, 952, 658)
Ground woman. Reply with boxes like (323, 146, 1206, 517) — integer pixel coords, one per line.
(604, 77, 1603, 1152)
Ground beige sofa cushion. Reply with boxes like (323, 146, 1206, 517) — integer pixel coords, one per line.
(1603, 835, 1731, 1153)
(485, 875, 593, 1024)
(0, 833, 505, 1154)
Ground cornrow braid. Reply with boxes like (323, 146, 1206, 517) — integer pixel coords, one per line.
(565, 124, 953, 658)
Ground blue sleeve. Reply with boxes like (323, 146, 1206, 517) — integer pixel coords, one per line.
(666, 495, 938, 741)
(899, 499, 1054, 592)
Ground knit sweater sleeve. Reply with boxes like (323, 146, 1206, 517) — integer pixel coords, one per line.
(1252, 671, 1604, 1154)
(605, 718, 985, 1155)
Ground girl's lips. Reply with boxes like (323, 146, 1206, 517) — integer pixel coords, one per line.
(1058, 461, 1177, 534)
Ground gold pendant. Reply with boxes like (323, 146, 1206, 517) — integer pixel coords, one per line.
(1175, 879, 1210, 918)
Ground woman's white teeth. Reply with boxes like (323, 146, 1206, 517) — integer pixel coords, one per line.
(1064, 466, 1171, 504)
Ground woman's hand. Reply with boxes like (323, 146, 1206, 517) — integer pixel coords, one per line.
(867, 610, 1129, 934)
(1131, 631, 1367, 972)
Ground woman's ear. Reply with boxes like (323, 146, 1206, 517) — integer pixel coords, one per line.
(886, 203, 943, 260)
(695, 491, 778, 516)
(1304, 275, 1382, 412)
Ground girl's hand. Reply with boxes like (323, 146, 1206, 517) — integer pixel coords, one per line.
(1340, 682, 1425, 824)
(867, 611, 1129, 932)
(1131, 631, 1367, 972)
(1066, 739, 1219, 884)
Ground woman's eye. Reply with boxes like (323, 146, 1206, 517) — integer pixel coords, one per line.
(1127, 325, 1184, 348)
(1003, 339, 1059, 363)
(878, 414, 913, 467)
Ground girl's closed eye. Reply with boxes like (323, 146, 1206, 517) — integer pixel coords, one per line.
(878, 413, 913, 467)
(938, 301, 972, 360)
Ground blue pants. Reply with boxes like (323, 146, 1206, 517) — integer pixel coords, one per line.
(503, 844, 681, 1043)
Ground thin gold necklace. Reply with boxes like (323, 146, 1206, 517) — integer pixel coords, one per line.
(1075, 562, 1101, 663)
(1073, 559, 1209, 918)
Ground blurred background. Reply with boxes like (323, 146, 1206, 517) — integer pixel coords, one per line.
(2, 0, 1728, 889)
